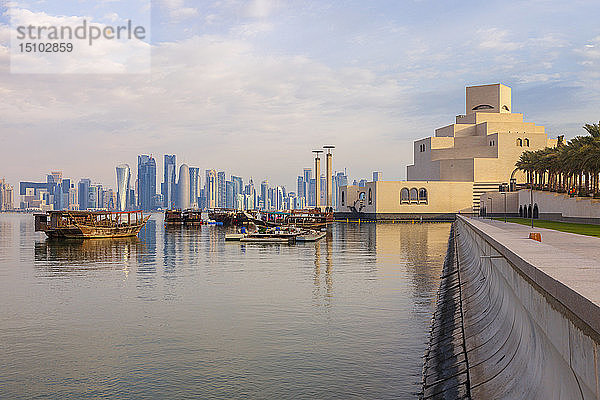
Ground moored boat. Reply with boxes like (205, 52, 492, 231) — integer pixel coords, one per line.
(165, 209, 204, 225)
(296, 230, 327, 242)
(35, 210, 149, 239)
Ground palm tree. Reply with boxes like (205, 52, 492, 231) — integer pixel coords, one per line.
(583, 122, 600, 139)
(515, 121, 600, 196)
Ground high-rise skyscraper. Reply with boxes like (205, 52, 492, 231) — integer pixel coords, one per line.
(226, 180, 234, 209)
(217, 171, 226, 208)
(297, 176, 305, 199)
(319, 175, 326, 207)
(231, 176, 243, 209)
(116, 164, 130, 211)
(198, 188, 206, 209)
(177, 164, 190, 210)
(78, 178, 91, 210)
(308, 178, 316, 207)
(162, 155, 176, 209)
(138, 155, 157, 211)
(372, 171, 382, 182)
(260, 180, 269, 210)
(276, 186, 284, 210)
(0, 178, 14, 211)
(205, 169, 217, 209)
(246, 178, 256, 210)
(303, 168, 311, 206)
(189, 167, 200, 208)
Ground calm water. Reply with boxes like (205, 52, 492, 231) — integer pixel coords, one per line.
(0, 213, 450, 399)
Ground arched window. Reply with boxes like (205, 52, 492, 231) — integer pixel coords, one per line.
(527, 204, 532, 219)
(368, 188, 372, 205)
(519, 205, 523, 217)
(400, 188, 409, 203)
(341, 190, 345, 206)
(533, 203, 539, 219)
(472, 104, 493, 110)
(517, 138, 523, 147)
(410, 188, 418, 203)
(359, 192, 366, 201)
(524, 138, 529, 147)
(502, 105, 510, 111)
(419, 188, 428, 204)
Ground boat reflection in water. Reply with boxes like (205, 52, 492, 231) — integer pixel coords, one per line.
(34, 238, 144, 274)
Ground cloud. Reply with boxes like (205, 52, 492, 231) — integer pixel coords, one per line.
(477, 28, 522, 52)
(230, 22, 273, 38)
(7, 7, 150, 73)
(2, 1, 600, 188)
(0, 31, 413, 185)
(159, 0, 198, 21)
(245, 0, 278, 18)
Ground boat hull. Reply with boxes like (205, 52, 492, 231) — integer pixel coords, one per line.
(45, 224, 146, 239)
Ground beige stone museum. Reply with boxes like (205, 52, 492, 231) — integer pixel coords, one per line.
(337, 83, 557, 219)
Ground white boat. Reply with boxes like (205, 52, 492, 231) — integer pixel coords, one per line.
(296, 231, 327, 242)
(225, 233, 245, 241)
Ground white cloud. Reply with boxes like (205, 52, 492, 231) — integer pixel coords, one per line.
(245, 0, 278, 18)
(2, 2, 600, 187)
(160, 0, 198, 21)
(0, 32, 414, 185)
(477, 28, 522, 52)
(7, 8, 150, 73)
(516, 73, 561, 84)
(230, 22, 273, 38)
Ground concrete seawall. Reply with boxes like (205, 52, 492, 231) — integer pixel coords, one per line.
(423, 216, 600, 399)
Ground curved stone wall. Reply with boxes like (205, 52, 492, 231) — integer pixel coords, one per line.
(424, 218, 600, 399)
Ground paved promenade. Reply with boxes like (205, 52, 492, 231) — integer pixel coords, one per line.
(462, 216, 600, 334)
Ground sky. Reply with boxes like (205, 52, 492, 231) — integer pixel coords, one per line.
(1, 0, 600, 190)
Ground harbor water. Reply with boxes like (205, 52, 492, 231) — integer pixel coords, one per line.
(0, 213, 450, 399)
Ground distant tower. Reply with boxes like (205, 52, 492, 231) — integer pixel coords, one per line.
(261, 180, 269, 210)
(313, 150, 323, 210)
(372, 171, 382, 182)
(217, 171, 226, 208)
(178, 164, 190, 210)
(189, 167, 200, 208)
(324, 146, 335, 211)
(205, 169, 217, 209)
(163, 155, 176, 209)
(116, 164, 130, 211)
(138, 155, 157, 211)
(303, 168, 312, 206)
(78, 178, 91, 210)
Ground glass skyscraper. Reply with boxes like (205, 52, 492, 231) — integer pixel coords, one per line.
(260, 180, 268, 210)
(138, 155, 156, 211)
(162, 155, 176, 209)
(116, 164, 130, 211)
(217, 171, 226, 208)
(189, 167, 200, 208)
(205, 169, 217, 209)
(78, 178, 90, 210)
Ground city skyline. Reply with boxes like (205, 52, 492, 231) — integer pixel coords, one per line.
(2, 1, 600, 186)
(9, 149, 355, 212)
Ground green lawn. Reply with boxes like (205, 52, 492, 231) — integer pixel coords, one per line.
(492, 217, 600, 238)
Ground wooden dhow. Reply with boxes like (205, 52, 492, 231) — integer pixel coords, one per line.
(35, 210, 149, 239)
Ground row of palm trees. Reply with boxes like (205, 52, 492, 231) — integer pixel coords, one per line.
(515, 122, 600, 197)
